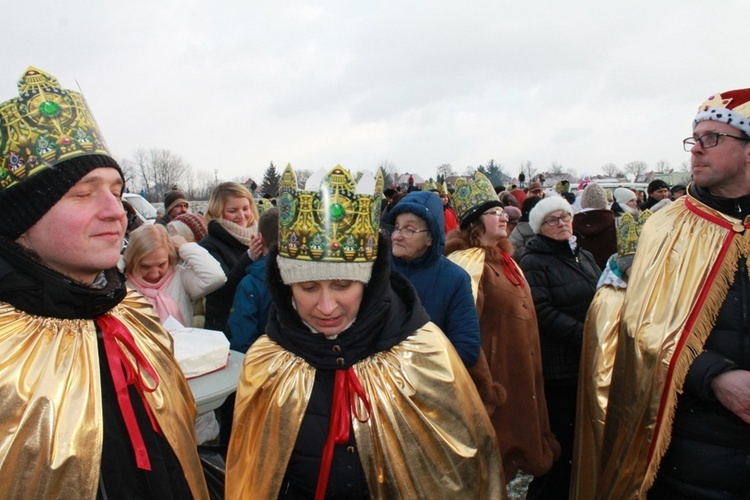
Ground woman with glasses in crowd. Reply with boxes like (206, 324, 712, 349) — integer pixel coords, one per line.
(445, 173, 559, 485)
(383, 190, 481, 368)
(518, 196, 600, 500)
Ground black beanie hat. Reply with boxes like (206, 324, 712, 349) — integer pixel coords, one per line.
(647, 179, 669, 194)
(164, 189, 189, 214)
(0, 154, 123, 240)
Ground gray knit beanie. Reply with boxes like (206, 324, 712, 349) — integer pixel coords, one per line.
(580, 183, 609, 210)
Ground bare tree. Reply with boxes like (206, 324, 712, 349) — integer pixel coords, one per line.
(132, 148, 191, 202)
(295, 168, 313, 188)
(193, 169, 216, 200)
(520, 161, 537, 183)
(624, 160, 649, 182)
(550, 161, 565, 175)
(117, 156, 141, 194)
(601, 163, 620, 178)
(437, 163, 456, 179)
(655, 160, 673, 174)
(462, 165, 477, 177)
(680, 160, 691, 173)
(377, 160, 399, 188)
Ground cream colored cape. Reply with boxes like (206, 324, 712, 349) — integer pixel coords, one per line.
(576, 194, 750, 499)
(226, 324, 506, 499)
(0, 289, 208, 499)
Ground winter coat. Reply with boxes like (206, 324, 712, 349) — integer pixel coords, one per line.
(226, 255, 272, 353)
(200, 219, 252, 332)
(385, 190, 481, 367)
(519, 234, 600, 384)
(445, 232, 560, 480)
(509, 221, 535, 261)
(572, 208, 617, 270)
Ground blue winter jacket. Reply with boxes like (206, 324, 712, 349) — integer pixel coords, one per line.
(385, 191, 481, 367)
(226, 255, 272, 353)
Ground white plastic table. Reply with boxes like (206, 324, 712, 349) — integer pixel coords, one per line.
(187, 350, 244, 413)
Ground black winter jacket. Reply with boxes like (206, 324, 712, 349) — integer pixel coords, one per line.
(518, 234, 599, 384)
(651, 185, 750, 498)
(199, 220, 251, 332)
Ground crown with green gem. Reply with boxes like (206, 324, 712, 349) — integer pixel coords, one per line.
(450, 171, 499, 223)
(277, 164, 384, 262)
(617, 209, 652, 257)
(0, 67, 112, 191)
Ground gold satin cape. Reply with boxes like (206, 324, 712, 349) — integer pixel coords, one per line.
(0, 289, 208, 499)
(574, 194, 750, 499)
(226, 324, 506, 499)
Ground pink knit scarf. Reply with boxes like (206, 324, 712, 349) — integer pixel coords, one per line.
(127, 267, 186, 326)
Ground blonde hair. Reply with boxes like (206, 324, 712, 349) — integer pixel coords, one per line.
(204, 182, 259, 225)
(167, 220, 195, 242)
(123, 224, 178, 275)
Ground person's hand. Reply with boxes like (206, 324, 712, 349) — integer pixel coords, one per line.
(170, 234, 188, 250)
(712, 369, 750, 423)
(248, 234, 265, 261)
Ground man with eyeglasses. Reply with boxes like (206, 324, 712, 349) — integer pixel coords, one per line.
(584, 88, 750, 498)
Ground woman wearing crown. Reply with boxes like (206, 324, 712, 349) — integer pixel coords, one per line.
(225, 165, 504, 499)
(445, 172, 560, 484)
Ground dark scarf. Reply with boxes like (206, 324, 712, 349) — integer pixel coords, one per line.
(690, 183, 750, 219)
(265, 237, 430, 370)
(0, 239, 126, 319)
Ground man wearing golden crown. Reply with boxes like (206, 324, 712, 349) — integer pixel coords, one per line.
(0, 68, 207, 498)
(226, 165, 504, 499)
(577, 89, 750, 498)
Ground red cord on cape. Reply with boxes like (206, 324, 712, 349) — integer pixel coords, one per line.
(501, 251, 526, 287)
(315, 367, 372, 500)
(96, 314, 161, 471)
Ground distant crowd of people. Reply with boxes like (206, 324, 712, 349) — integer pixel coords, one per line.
(1, 66, 748, 500)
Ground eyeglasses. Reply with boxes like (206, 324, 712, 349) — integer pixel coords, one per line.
(683, 132, 748, 152)
(542, 213, 572, 227)
(482, 209, 509, 221)
(383, 225, 429, 239)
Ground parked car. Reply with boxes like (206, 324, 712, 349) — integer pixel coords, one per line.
(123, 192, 158, 224)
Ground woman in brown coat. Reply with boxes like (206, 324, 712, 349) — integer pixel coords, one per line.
(446, 173, 560, 481)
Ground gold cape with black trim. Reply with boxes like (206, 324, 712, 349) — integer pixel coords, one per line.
(0, 289, 208, 499)
(573, 193, 750, 499)
(226, 324, 505, 499)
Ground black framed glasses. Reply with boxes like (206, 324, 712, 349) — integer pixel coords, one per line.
(683, 132, 748, 152)
(382, 225, 429, 239)
(482, 209, 509, 221)
(542, 213, 572, 227)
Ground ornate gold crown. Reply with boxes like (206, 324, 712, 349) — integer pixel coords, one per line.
(451, 171, 499, 223)
(0, 67, 112, 191)
(277, 164, 383, 262)
(423, 179, 438, 191)
(617, 209, 652, 257)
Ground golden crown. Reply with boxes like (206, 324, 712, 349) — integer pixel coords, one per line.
(0, 67, 112, 191)
(451, 171, 499, 223)
(617, 209, 652, 257)
(277, 164, 383, 262)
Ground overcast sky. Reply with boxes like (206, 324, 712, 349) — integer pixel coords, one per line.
(4, 0, 749, 184)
